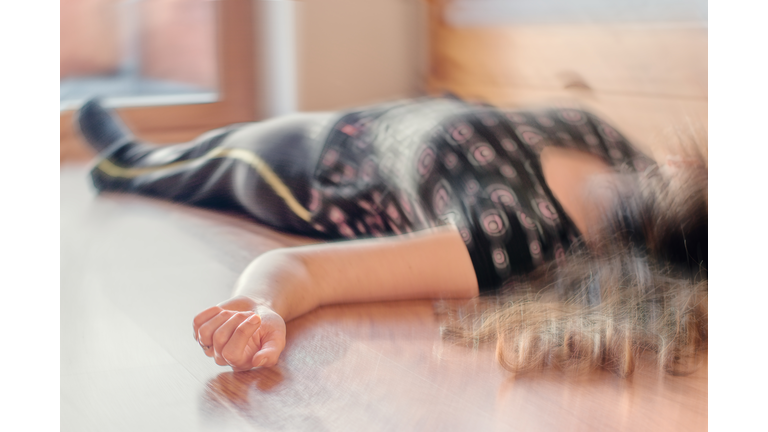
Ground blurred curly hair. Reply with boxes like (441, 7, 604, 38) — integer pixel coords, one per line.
(439, 128, 708, 377)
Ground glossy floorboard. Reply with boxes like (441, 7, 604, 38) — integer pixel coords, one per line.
(61, 167, 706, 432)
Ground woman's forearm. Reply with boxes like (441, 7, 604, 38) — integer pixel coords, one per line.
(232, 225, 479, 322)
(296, 225, 479, 306)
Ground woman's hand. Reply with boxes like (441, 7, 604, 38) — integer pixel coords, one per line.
(193, 295, 286, 371)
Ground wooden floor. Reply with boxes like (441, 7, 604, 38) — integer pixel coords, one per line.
(61, 165, 707, 432)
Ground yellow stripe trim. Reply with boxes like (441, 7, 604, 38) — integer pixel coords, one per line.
(96, 147, 312, 222)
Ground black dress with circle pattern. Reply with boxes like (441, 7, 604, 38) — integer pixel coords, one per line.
(305, 97, 655, 293)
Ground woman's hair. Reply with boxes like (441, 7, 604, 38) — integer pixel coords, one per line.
(439, 130, 708, 377)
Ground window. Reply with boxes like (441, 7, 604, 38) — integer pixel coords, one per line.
(60, 0, 258, 162)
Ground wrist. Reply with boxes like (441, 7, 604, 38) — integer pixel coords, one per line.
(232, 249, 317, 321)
(237, 294, 281, 316)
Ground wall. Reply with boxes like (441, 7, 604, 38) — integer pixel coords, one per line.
(425, 1, 708, 159)
(61, 0, 121, 77)
(60, 0, 217, 89)
(61, 0, 428, 111)
(296, 0, 428, 111)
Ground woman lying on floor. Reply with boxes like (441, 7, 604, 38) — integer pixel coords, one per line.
(76, 96, 708, 377)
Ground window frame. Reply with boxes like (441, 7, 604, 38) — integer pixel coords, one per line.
(60, 0, 259, 162)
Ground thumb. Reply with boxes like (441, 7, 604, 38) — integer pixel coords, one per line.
(252, 337, 285, 368)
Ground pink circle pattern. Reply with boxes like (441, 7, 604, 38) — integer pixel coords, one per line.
(536, 199, 558, 221)
(499, 165, 517, 178)
(450, 122, 473, 144)
(492, 248, 509, 268)
(322, 149, 339, 166)
(443, 152, 458, 169)
(480, 209, 507, 237)
(558, 109, 587, 125)
(501, 139, 517, 152)
(488, 185, 518, 207)
(432, 182, 451, 215)
(417, 147, 436, 178)
(464, 179, 480, 195)
(308, 189, 322, 212)
(459, 227, 472, 244)
(470, 143, 496, 165)
(529, 241, 542, 257)
(481, 115, 499, 126)
(536, 116, 555, 127)
(506, 113, 527, 123)
(518, 211, 538, 230)
(600, 123, 621, 141)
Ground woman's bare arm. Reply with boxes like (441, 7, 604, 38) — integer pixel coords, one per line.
(192, 225, 478, 370)
(242, 224, 479, 320)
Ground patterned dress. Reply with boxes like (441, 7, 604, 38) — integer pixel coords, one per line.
(304, 97, 655, 292)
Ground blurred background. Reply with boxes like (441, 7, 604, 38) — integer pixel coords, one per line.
(57, 3, 710, 430)
(60, 0, 707, 162)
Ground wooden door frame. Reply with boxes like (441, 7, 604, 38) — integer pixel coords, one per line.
(60, 0, 260, 162)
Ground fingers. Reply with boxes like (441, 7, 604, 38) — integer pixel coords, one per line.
(221, 314, 262, 370)
(193, 304, 286, 371)
(212, 312, 261, 367)
(252, 334, 285, 369)
(197, 310, 236, 357)
(193, 306, 223, 343)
